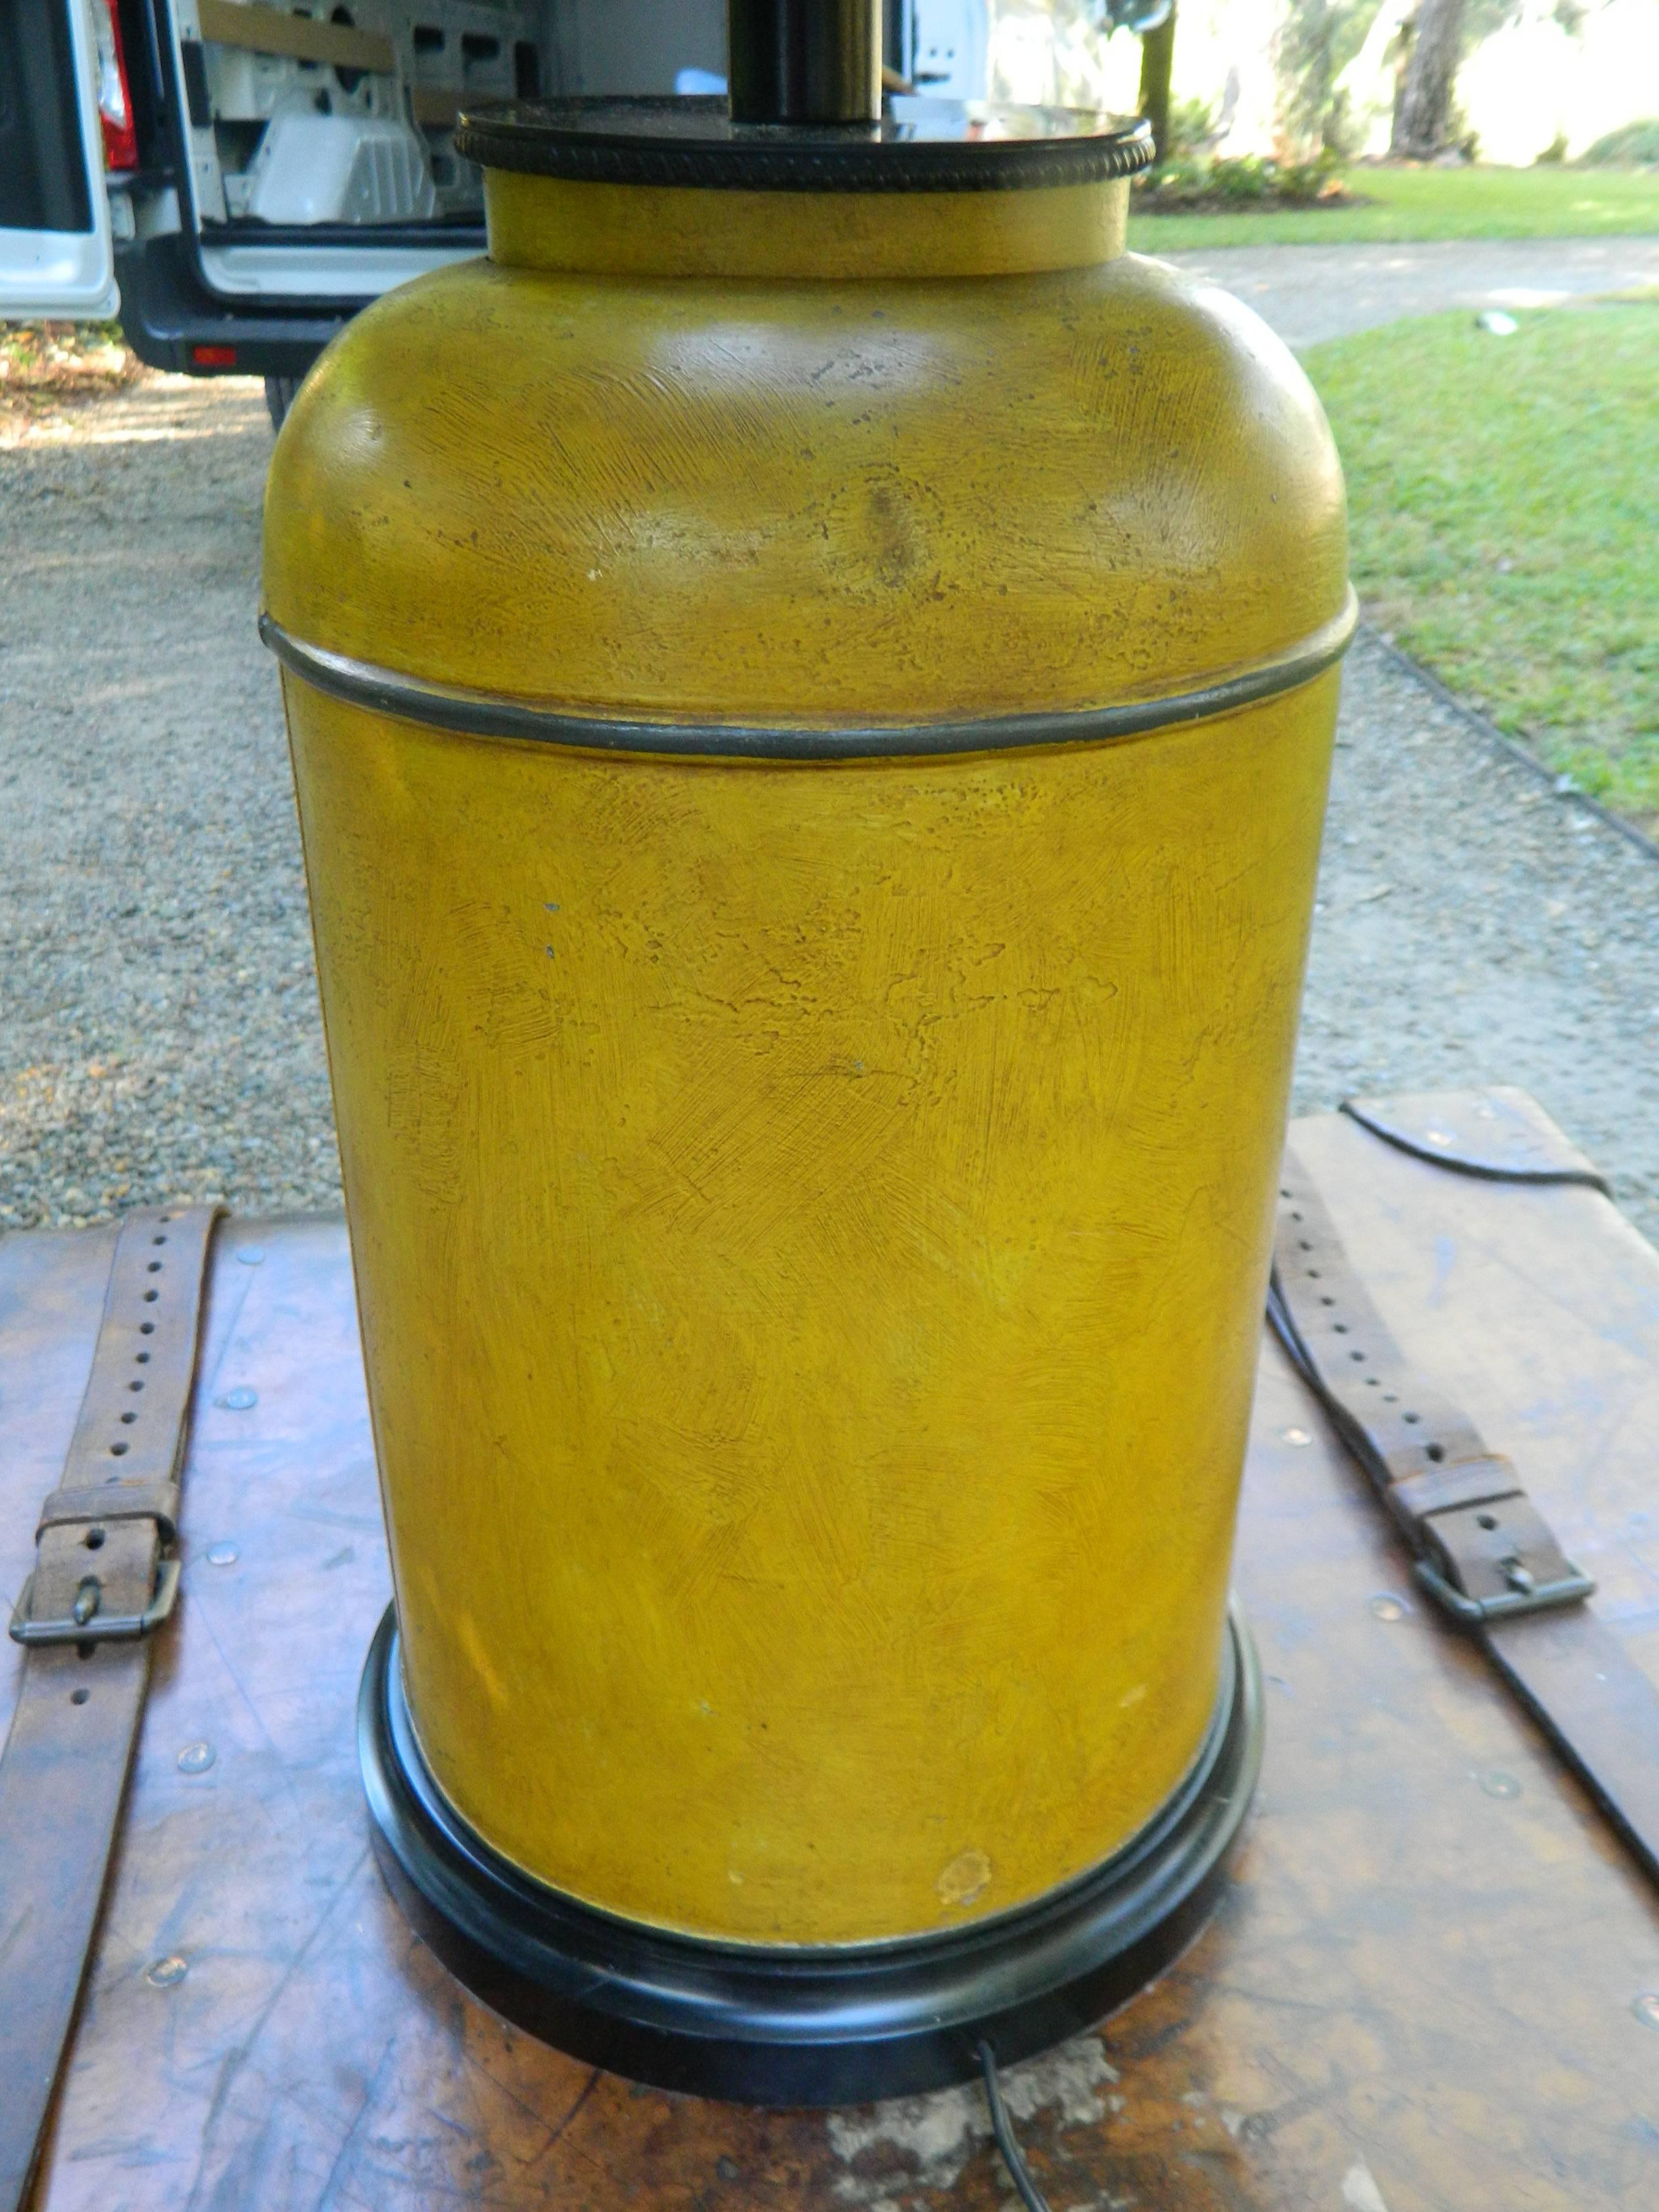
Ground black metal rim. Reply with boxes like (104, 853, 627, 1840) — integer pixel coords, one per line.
(261, 593, 1357, 764)
(455, 95, 1152, 194)
(359, 1603, 1263, 2105)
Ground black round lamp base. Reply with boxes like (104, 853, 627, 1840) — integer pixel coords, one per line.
(359, 1605, 1263, 2107)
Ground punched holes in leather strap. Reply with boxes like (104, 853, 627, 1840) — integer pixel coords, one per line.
(12, 1208, 216, 1650)
(1271, 1143, 1594, 1618)
(1273, 1159, 1490, 1530)
(1269, 1109, 1659, 1894)
(0, 1204, 220, 2212)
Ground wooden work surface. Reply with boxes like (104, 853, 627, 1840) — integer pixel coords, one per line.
(5, 1088, 1659, 2211)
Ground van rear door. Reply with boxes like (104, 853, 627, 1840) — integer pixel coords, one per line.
(0, 0, 119, 319)
(150, 0, 726, 310)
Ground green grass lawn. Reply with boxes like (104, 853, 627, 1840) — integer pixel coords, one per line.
(1300, 302, 1659, 825)
(1128, 162, 1659, 249)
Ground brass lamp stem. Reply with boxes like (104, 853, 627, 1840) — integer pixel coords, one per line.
(728, 0, 882, 124)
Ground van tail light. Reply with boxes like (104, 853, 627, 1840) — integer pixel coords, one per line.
(92, 0, 139, 172)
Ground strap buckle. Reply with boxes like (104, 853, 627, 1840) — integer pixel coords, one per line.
(1412, 1557, 1596, 1626)
(8, 1556, 182, 1647)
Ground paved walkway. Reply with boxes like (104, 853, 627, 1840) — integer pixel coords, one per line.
(1158, 234, 1659, 346)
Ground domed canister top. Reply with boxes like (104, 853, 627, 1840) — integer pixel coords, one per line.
(262, 75, 1347, 747)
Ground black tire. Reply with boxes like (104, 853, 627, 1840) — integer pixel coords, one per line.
(265, 373, 301, 432)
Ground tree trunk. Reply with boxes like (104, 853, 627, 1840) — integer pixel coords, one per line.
(1390, 0, 1467, 158)
(1138, 2, 1176, 164)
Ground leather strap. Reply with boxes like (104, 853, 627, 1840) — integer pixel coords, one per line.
(0, 1207, 220, 2212)
(1271, 1136, 1659, 1887)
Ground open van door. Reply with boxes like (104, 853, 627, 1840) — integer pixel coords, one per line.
(0, 0, 119, 319)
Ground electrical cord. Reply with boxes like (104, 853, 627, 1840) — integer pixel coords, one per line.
(977, 2041, 1054, 2212)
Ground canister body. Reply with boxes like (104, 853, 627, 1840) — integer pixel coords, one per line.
(268, 182, 1349, 1949)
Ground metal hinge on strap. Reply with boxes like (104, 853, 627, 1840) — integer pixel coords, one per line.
(1413, 1492, 1595, 1626)
(9, 1559, 182, 1647)
(1414, 1557, 1596, 1626)
(9, 1479, 184, 1647)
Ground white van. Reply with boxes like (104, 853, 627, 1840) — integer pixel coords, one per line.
(1, 0, 984, 424)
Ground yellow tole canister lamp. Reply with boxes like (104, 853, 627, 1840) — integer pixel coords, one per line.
(260, 0, 1352, 2104)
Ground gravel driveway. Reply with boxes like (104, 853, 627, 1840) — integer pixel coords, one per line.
(3, 248, 1658, 1239)
(0, 374, 331, 1231)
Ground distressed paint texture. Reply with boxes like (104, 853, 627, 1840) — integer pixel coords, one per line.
(267, 171, 1348, 1943)
(287, 681, 1336, 1940)
(264, 205, 1347, 729)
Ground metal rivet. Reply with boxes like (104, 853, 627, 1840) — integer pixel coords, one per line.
(146, 1955, 188, 1988)
(1281, 1427, 1312, 1447)
(217, 1387, 258, 1411)
(235, 1245, 266, 1266)
(205, 1541, 239, 1567)
(1633, 1994, 1659, 2031)
(178, 1741, 216, 1775)
(1480, 1770, 1521, 1800)
(1369, 1593, 1409, 1622)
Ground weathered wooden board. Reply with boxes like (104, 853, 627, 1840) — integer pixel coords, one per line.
(5, 1089, 1659, 2211)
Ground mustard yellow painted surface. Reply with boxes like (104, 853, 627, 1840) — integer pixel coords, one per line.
(484, 169, 1129, 279)
(266, 171, 1349, 1943)
(286, 676, 1336, 1941)
(264, 192, 1347, 731)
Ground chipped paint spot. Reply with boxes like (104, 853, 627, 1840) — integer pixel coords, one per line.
(827, 2036, 1120, 2200)
(1341, 2162, 1393, 2212)
(937, 1849, 993, 1906)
